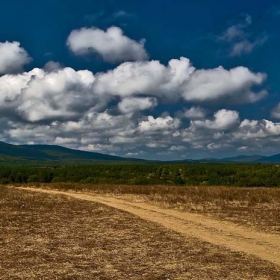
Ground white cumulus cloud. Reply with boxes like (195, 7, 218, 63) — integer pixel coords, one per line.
(183, 106, 206, 119)
(0, 35, 272, 160)
(0, 56, 267, 129)
(271, 103, 280, 119)
(138, 115, 180, 133)
(92, 58, 265, 104)
(67, 26, 148, 63)
(0, 41, 31, 74)
(17, 68, 98, 122)
(118, 97, 157, 114)
(234, 119, 280, 140)
(192, 109, 240, 130)
(182, 66, 266, 103)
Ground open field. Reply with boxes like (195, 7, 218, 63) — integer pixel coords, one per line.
(1, 185, 280, 279)
(37, 183, 280, 233)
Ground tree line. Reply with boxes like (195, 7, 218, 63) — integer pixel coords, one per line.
(0, 163, 280, 187)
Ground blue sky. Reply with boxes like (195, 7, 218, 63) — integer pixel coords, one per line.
(0, 0, 280, 160)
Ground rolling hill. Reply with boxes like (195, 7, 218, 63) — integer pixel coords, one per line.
(0, 141, 141, 164)
(219, 155, 267, 162)
(257, 154, 280, 163)
(1, 141, 280, 164)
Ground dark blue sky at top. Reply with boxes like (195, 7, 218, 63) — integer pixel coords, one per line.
(1, 0, 279, 120)
(1, 0, 280, 159)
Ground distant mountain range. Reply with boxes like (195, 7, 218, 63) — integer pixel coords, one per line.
(169, 154, 280, 164)
(187, 154, 280, 163)
(1, 141, 280, 164)
(0, 141, 142, 164)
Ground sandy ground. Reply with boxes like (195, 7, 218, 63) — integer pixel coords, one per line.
(20, 187, 280, 267)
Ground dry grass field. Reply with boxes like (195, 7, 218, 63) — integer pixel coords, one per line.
(39, 183, 280, 233)
(1, 185, 280, 279)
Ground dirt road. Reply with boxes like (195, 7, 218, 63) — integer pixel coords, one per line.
(19, 187, 280, 267)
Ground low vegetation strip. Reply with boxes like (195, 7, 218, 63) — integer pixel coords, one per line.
(2, 163, 280, 187)
(19, 187, 280, 267)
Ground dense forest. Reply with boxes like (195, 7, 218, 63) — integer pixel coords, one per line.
(1, 163, 280, 187)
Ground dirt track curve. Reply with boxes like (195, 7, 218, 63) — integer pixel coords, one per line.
(18, 187, 280, 266)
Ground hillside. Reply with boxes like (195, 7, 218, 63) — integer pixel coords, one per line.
(258, 154, 280, 163)
(220, 155, 266, 162)
(1, 141, 280, 165)
(0, 141, 140, 164)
